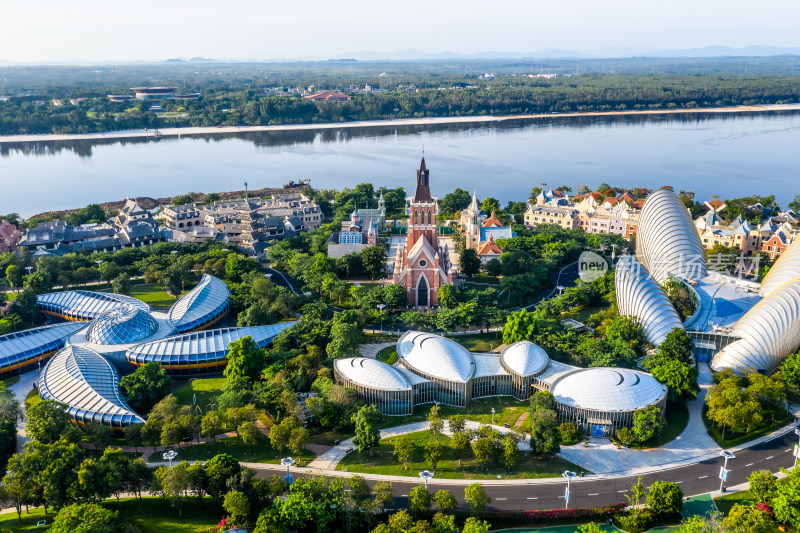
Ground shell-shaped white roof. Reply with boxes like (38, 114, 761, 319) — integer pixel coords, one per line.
(712, 277, 800, 374)
(335, 358, 412, 391)
(636, 189, 707, 283)
(0, 322, 87, 357)
(37, 290, 150, 319)
(397, 331, 475, 382)
(126, 323, 293, 358)
(39, 345, 144, 424)
(615, 256, 685, 346)
(86, 305, 159, 345)
(760, 239, 800, 297)
(500, 341, 549, 377)
(167, 274, 230, 332)
(552, 368, 667, 412)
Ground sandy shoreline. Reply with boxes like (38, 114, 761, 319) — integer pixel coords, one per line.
(1, 103, 799, 144)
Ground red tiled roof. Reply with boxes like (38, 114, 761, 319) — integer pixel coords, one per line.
(707, 200, 725, 209)
(588, 192, 603, 200)
(633, 199, 646, 208)
(477, 234, 502, 255)
(604, 197, 619, 205)
(481, 211, 504, 228)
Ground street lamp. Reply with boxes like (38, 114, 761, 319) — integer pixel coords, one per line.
(163, 449, 178, 467)
(376, 303, 386, 332)
(419, 470, 434, 489)
(491, 408, 496, 425)
(562, 470, 577, 509)
(793, 427, 800, 467)
(557, 285, 565, 295)
(281, 457, 296, 484)
(719, 450, 735, 499)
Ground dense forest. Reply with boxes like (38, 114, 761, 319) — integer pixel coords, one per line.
(1, 59, 799, 134)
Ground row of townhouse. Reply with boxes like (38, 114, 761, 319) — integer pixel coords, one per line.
(524, 190, 642, 238)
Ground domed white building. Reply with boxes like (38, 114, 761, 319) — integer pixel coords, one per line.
(335, 332, 668, 435)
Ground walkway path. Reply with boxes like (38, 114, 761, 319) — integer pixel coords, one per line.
(9, 370, 40, 452)
(358, 342, 394, 359)
(307, 420, 529, 470)
(558, 364, 720, 474)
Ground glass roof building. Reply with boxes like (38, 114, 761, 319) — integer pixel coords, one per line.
(86, 306, 159, 345)
(167, 274, 231, 334)
(0, 322, 87, 378)
(38, 344, 145, 430)
(125, 323, 294, 375)
(336, 332, 667, 436)
(37, 290, 150, 321)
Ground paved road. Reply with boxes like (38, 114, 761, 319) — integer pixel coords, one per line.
(252, 427, 798, 511)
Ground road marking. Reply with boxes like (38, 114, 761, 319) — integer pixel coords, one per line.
(588, 493, 599, 496)
(527, 497, 539, 500)
(786, 449, 792, 453)
(699, 475, 708, 479)
(766, 456, 774, 460)
(675, 481, 683, 484)
(618, 490, 628, 493)
(558, 495, 565, 499)
(401, 494, 408, 497)
(746, 463, 754, 467)
(496, 498, 507, 501)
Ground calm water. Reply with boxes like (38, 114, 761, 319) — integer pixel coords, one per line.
(2, 111, 799, 218)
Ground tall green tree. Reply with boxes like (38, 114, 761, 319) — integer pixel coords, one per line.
(464, 483, 490, 515)
(361, 245, 388, 279)
(25, 400, 73, 444)
(119, 362, 171, 413)
(459, 248, 481, 278)
(352, 404, 383, 456)
(224, 336, 266, 382)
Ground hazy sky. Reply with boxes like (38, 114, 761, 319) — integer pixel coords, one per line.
(3, 0, 799, 63)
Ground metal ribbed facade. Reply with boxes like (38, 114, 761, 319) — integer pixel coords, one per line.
(615, 256, 685, 346)
(0, 322, 87, 378)
(636, 189, 707, 283)
(711, 277, 800, 374)
(39, 345, 145, 430)
(37, 290, 150, 321)
(760, 239, 800, 297)
(167, 274, 231, 334)
(333, 358, 414, 416)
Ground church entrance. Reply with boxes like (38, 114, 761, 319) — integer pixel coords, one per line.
(417, 276, 428, 307)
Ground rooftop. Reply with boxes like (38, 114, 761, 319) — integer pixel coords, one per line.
(551, 368, 666, 412)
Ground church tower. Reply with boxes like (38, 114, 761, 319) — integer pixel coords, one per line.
(392, 158, 452, 307)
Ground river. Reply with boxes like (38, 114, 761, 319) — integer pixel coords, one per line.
(1, 111, 799, 218)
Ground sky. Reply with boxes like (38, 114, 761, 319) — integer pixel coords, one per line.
(3, 0, 800, 63)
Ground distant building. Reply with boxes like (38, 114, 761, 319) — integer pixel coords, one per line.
(0, 220, 20, 253)
(327, 208, 379, 258)
(162, 192, 321, 257)
(305, 91, 352, 102)
(108, 88, 200, 102)
(18, 221, 121, 257)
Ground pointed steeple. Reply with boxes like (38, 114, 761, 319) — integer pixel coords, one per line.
(413, 157, 432, 202)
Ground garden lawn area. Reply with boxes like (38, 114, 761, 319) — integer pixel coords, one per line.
(0, 497, 222, 532)
(128, 282, 183, 310)
(171, 377, 227, 409)
(377, 346, 397, 364)
(148, 433, 316, 465)
(25, 388, 41, 410)
(703, 406, 792, 448)
(561, 305, 606, 324)
(446, 332, 503, 352)
(307, 430, 353, 447)
(337, 429, 586, 480)
(378, 396, 529, 430)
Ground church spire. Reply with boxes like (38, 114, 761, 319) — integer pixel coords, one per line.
(413, 157, 432, 202)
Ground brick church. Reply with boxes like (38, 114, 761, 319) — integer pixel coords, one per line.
(392, 158, 452, 307)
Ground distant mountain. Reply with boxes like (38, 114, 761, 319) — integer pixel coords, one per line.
(163, 57, 216, 63)
(335, 46, 800, 61)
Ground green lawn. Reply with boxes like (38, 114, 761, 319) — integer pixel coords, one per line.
(337, 429, 587, 480)
(307, 430, 353, 447)
(377, 346, 397, 364)
(0, 497, 222, 532)
(170, 377, 227, 409)
(148, 433, 316, 465)
(379, 396, 529, 430)
(561, 305, 606, 324)
(623, 402, 689, 449)
(703, 406, 792, 448)
(446, 332, 503, 352)
(128, 282, 183, 310)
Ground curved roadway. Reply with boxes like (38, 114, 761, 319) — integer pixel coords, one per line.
(250, 426, 798, 511)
